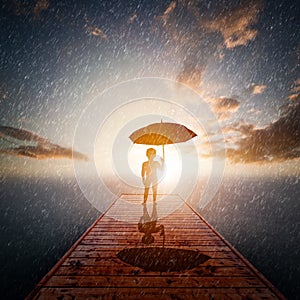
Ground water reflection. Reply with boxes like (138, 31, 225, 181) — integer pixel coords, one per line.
(138, 203, 165, 245)
(116, 203, 210, 272)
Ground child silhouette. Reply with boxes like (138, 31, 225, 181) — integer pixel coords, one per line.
(141, 148, 164, 203)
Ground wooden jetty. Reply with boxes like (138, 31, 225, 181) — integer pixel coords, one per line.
(27, 194, 285, 299)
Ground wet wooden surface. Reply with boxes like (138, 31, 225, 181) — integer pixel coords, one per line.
(26, 194, 285, 299)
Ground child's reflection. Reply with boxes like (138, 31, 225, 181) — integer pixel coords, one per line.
(138, 203, 165, 245)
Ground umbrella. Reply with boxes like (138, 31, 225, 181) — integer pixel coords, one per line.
(129, 122, 197, 158)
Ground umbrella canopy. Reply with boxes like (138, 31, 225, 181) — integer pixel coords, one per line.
(129, 122, 197, 146)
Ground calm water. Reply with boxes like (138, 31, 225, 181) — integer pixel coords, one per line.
(0, 175, 299, 299)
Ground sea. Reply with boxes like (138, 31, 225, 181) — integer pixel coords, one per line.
(0, 175, 299, 299)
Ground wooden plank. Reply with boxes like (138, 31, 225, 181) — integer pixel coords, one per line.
(75, 244, 242, 252)
(93, 223, 209, 228)
(79, 239, 227, 246)
(34, 287, 279, 300)
(45, 275, 264, 288)
(54, 265, 255, 277)
(84, 232, 220, 238)
(89, 228, 216, 234)
(62, 257, 247, 267)
(69, 250, 238, 259)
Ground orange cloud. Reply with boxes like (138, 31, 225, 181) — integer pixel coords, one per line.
(157, 1, 176, 25)
(213, 97, 240, 113)
(33, 0, 49, 20)
(289, 94, 300, 101)
(207, 97, 241, 121)
(128, 13, 138, 24)
(206, 1, 262, 48)
(251, 84, 267, 94)
(288, 79, 300, 101)
(86, 26, 108, 40)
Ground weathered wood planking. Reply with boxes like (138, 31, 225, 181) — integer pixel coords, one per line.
(26, 194, 285, 299)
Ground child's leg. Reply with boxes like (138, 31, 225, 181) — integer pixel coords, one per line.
(152, 184, 158, 202)
(144, 187, 149, 203)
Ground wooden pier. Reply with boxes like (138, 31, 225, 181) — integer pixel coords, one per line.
(27, 194, 285, 299)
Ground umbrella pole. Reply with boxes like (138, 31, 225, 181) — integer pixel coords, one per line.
(162, 144, 165, 160)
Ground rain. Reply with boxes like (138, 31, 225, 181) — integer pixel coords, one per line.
(0, 0, 299, 299)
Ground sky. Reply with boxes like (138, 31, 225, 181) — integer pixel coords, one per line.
(0, 0, 299, 182)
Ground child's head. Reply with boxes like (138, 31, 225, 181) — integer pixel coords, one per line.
(146, 148, 156, 159)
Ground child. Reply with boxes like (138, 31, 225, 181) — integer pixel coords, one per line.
(141, 148, 164, 203)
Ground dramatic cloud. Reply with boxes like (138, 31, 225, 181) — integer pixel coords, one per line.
(227, 102, 300, 163)
(206, 1, 262, 48)
(0, 126, 88, 161)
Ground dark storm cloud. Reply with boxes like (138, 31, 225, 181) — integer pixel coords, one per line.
(0, 126, 88, 161)
(226, 102, 300, 163)
(0, 145, 87, 160)
(0, 126, 50, 144)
